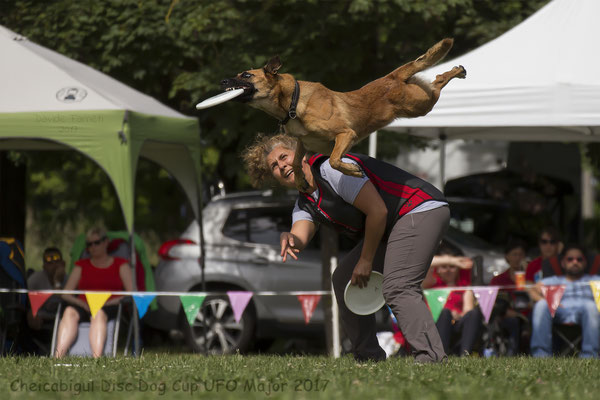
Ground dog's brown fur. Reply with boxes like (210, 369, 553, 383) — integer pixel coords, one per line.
(222, 38, 465, 190)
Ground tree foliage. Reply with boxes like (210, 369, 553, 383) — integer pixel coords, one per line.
(0, 0, 549, 233)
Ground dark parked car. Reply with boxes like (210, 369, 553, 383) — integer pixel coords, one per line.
(144, 191, 505, 354)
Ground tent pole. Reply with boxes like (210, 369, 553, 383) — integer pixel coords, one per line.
(439, 132, 447, 190)
(194, 123, 208, 355)
(368, 131, 378, 158)
(130, 230, 140, 357)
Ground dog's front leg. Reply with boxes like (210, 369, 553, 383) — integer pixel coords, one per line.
(293, 139, 309, 192)
(329, 130, 363, 177)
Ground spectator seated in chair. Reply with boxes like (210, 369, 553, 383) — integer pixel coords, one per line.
(423, 243, 484, 356)
(54, 227, 133, 358)
(25, 247, 65, 353)
(529, 244, 600, 358)
(488, 239, 531, 356)
(525, 227, 563, 284)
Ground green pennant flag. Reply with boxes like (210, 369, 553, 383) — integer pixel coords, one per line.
(424, 289, 450, 322)
(180, 295, 207, 325)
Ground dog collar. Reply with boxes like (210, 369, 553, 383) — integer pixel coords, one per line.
(279, 80, 300, 129)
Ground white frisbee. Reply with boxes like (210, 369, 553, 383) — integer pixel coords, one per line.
(344, 271, 385, 315)
(195, 88, 245, 110)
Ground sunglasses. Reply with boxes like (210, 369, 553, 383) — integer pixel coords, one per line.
(566, 256, 584, 263)
(44, 253, 62, 263)
(539, 239, 558, 245)
(86, 236, 107, 247)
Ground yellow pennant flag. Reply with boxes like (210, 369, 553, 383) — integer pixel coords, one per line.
(590, 281, 600, 312)
(85, 292, 112, 318)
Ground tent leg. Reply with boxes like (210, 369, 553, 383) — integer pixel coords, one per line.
(194, 131, 208, 355)
(439, 132, 447, 190)
(368, 131, 378, 158)
(130, 231, 140, 357)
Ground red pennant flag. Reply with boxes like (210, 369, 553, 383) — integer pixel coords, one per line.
(541, 285, 566, 317)
(28, 292, 53, 318)
(297, 295, 321, 324)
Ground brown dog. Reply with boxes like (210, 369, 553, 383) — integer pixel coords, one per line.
(222, 38, 465, 190)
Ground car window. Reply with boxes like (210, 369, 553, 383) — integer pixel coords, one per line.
(222, 205, 359, 252)
(223, 207, 293, 246)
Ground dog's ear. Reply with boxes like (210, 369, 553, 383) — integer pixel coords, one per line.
(263, 56, 282, 75)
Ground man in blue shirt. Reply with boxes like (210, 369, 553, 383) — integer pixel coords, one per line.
(530, 244, 600, 358)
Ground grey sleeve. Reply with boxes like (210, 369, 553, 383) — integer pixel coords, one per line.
(320, 158, 369, 204)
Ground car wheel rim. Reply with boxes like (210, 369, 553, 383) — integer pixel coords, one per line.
(190, 298, 244, 354)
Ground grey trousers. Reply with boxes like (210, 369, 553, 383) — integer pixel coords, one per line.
(332, 206, 449, 362)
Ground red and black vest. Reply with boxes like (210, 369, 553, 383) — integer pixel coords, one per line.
(297, 153, 446, 240)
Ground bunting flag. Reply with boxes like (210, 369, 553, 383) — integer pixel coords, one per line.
(297, 294, 321, 324)
(180, 295, 206, 325)
(227, 291, 253, 323)
(473, 287, 499, 323)
(423, 289, 450, 322)
(132, 294, 156, 319)
(590, 281, 600, 312)
(540, 285, 566, 317)
(28, 291, 53, 318)
(85, 292, 112, 318)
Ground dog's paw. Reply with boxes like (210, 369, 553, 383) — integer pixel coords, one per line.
(455, 65, 467, 79)
(334, 162, 364, 178)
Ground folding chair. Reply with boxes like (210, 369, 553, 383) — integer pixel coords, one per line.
(553, 323, 582, 356)
(50, 298, 134, 357)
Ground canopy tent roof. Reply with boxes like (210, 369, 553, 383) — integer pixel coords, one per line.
(385, 0, 600, 142)
(0, 25, 201, 232)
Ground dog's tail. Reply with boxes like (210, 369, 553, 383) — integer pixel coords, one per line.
(391, 38, 454, 81)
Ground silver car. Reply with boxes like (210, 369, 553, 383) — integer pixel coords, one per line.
(144, 190, 505, 354)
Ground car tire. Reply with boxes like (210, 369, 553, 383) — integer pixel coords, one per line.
(179, 294, 255, 355)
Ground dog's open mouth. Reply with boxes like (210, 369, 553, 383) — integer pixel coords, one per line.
(221, 78, 256, 102)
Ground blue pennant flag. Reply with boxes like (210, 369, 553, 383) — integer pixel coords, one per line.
(132, 294, 156, 319)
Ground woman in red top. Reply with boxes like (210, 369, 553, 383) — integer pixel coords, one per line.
(423, 243, 483, 356)
(525, 227, 562, 283)
(55, 227, 133, 358)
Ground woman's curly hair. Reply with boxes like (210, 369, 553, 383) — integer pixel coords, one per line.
(241, 133, 298, 187)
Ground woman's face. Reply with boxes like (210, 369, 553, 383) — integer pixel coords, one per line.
(538, 233, 559, 259)
(266, 145, 297, 188)
(505, 247, 526, 270)
(435, 264, 459, 285)
(86, 233, 108, 258)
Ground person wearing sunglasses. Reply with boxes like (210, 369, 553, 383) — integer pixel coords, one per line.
(525, 227, 563, 283)
(26, 248, 66, 334)
(529, 244, 600, 358)
(54, 227, 133, 358)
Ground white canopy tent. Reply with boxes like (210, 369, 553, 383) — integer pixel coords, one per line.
(0, 24, 204, 355)
(385, 0, 600, 142)
(0, 24, 203, 232)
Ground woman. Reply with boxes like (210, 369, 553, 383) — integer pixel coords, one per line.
(54, 227, 133, 358)
(423, 243, 483, 356)
(243, 134, 450, 363)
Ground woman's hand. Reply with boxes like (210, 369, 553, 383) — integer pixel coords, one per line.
(280, 232, 300, 262)
(351, 258, 373, 288)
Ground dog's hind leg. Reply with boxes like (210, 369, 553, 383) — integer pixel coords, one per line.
(431, 65, 466, 94)
(391, 38, 454, 81)
(329, 130, 362, 177)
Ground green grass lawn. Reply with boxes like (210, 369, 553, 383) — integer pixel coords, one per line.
(2, 354, 600, 399)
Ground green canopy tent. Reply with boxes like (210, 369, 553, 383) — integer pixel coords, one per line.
(0, 25, 204, 355)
